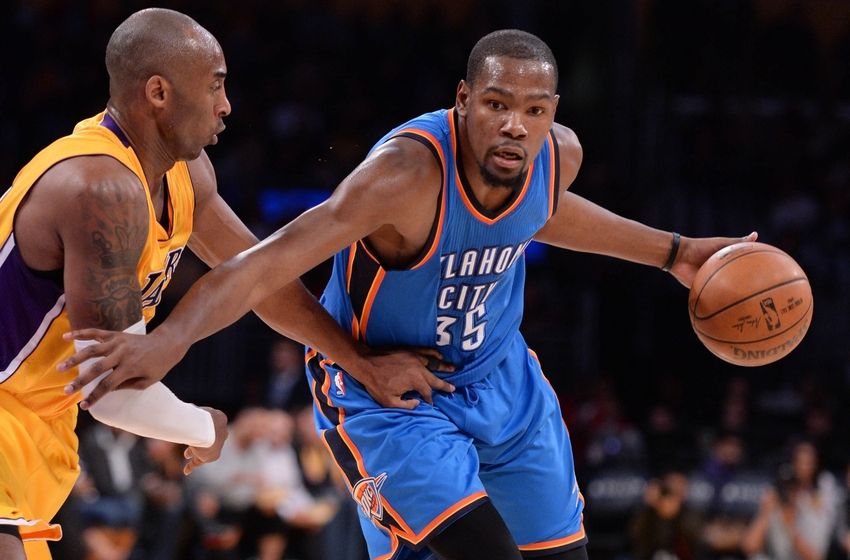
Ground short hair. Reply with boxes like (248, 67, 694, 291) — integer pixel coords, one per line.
(105, 8, 216, 101)
(466, 29, 558, 86)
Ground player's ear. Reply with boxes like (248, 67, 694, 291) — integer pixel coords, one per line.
(455, 80, 470, 116)
(145, 75, 169, 107)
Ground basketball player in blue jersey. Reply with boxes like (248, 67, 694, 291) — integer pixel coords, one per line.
(63, 30, 757, 560)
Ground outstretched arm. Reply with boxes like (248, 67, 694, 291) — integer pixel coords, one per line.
(183, 152, 440, 384)
(62, 141, 455, 409)
(535, 125, 756, 287)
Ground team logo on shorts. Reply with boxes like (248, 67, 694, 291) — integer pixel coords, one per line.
(334, 371, 345, 396)
(352, 472, 388, 521)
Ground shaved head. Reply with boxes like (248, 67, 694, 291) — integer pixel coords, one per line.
(466, 29, 557, 88)
(106, 8, 220, 104)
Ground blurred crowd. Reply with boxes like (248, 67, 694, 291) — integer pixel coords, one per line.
(570, 373, 850, 559)
(3, 0, 850, 559)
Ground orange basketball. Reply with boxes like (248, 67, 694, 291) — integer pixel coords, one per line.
(688, 242, 813, 367)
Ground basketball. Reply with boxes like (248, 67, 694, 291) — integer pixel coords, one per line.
(688, 242, 813, 367)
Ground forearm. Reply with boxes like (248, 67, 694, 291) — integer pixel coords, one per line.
(156, 246, 280, 352)
(536, 191, 674, 268)
(80, 321, 214, 447)
(87, 381, 215, 447)
(162, 207, 349, 355)
(253, 280, 368, 371)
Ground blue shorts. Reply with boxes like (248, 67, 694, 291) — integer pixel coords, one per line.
(306, 343, 586, 560)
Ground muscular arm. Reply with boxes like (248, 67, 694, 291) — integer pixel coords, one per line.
(535, 125, 673, 267)
(535, 124, 756, 286)
(66, 139, 455, 408)
(186, 152, 370, 369)
(168, 140, 436, 353)
(50, 156, 149, 331)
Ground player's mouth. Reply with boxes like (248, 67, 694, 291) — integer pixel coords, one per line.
(490, 147, 525, 170)
(211, 125, 226, 144)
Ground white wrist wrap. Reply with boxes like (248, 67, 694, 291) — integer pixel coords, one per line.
(78, 319, 215, 448)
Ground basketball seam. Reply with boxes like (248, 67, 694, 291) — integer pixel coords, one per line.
(693, 278, 808, 320)
(691, 248, 791, 316)
(692, 299, 812, 344)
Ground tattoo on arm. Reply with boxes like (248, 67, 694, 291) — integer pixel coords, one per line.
(85, 272, 143, 327)
(77, 182, 148, 329)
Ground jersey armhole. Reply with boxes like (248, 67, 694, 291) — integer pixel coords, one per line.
(364, 131, 446, 271)
(548, 129, 561, 217)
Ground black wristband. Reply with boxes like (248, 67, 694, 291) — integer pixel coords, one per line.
(661, 232, 680, 272)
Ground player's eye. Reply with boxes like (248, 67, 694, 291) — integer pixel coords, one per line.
(529, 106, 545, 116)
(488, 100, 505, 111)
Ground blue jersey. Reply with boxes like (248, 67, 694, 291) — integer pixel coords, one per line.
(320, 108, 560, 386)
(311, 109, 584, 559)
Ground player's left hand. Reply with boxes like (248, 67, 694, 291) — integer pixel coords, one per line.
(183, 407, 229, 475)
(668, 231, 757, 288)
(348, 346, 456, 409)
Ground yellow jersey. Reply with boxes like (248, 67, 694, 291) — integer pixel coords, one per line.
(0, 111, 195, 548)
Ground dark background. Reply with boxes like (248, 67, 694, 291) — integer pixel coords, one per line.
(3, 0, 849, 554)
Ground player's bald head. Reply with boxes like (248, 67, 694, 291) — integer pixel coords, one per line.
(106, 8, 220, 102)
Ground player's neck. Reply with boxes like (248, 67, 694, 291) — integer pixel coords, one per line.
(105, 103, 174, 196)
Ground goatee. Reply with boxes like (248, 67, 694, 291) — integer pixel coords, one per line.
(479, 164, 526, 191)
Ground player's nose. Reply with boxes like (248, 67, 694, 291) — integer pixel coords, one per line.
(500, 112, 527, 139)
(217, 90, 232, 118)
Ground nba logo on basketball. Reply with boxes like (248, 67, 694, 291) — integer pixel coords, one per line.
(759, 297, 781, 331)
(353, 473, 388, 521)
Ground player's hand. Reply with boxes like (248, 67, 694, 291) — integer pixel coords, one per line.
(351, 347, 456, 409)
(58, 328, 187, 410)
(669, 231, 758, 288)
(183, 407, 229, 475)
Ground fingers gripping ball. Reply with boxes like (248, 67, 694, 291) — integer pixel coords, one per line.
(688, 242, 813, 367)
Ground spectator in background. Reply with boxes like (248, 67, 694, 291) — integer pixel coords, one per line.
(189, 408, 269, 552)
(700, 432, 747, 508)
(248, 409, 339, 559)
(629, 470, 704, 560)
(189, 489, 241, 560)
(834, 460, 850, 559)
(699, 431, 751, 557)
(131, 439, 195, 560)
(77, 424, 151, 559)
(742, 441, 839, 560)
(190, 407, 338, 559)
(266, 338, 311, 412)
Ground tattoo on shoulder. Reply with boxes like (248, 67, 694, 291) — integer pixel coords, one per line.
(81, 182, 148, 328)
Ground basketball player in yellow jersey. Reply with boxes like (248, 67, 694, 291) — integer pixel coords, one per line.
(1, 9, 450, 560)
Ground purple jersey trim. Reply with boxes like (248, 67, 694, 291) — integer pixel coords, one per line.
(0, 236, 65, 374)
(100, 112, 131, 147)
